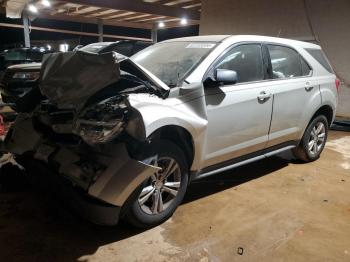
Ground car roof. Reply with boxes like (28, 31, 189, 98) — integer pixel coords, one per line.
(163, 35, 321, 49)
(164, 35, 231, 43)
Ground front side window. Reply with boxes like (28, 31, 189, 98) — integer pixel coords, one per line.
(215, 44, 264, 83)
(268, 45, 311, 79)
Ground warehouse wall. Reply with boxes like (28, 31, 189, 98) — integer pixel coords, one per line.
(199, 0, 350, 84)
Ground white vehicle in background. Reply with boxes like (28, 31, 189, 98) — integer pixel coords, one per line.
(3, 35, 338, 228)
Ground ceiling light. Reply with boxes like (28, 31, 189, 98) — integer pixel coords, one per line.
(158, 21, 165, 28)
(180, 18, 188, 25)
(42, 0, 51, 7)
(28, 4, 38, 13)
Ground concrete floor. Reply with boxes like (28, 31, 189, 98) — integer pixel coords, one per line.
(337, 85, 350, 120)
(0, 130, 349, 262)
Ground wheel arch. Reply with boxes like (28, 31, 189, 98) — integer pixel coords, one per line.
(148, 125, 195, 169)
(311, 104, 334, 127)
(297, 104, 334, 143)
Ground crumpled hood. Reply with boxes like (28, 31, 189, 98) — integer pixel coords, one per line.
(39, 51, 120, 109)
(39, 51, 169, 110)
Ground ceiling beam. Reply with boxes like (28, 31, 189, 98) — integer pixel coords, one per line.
(61, 0, 200, 20)
(0, 22, 152, 41)
(75, 8, 109, 17)
(38, 12, 153, 29)
(177, 0, 201, 8)
(164, 20, 199, 28)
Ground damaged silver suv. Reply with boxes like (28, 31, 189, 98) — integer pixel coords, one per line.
(3, 35, 338, 228)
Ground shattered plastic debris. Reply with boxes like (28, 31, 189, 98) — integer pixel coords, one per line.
(0, 153, 24, 170)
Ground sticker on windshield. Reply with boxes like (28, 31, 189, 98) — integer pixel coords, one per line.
(186, 43, 216, 49)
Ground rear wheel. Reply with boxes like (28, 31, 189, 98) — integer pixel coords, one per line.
(293, 115, 328, 162)
(123, 140, 188, 228)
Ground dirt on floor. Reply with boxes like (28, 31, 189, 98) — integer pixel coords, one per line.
(0, 130, 349, 262)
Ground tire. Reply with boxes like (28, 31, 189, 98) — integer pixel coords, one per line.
(293, 115, 329, 162)
(123, 139, 189, 228)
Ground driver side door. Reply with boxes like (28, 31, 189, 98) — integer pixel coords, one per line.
(203, 43, 273, 168)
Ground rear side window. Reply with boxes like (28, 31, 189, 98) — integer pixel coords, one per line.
(216, 44, 264, 83)
(267, 45, 311, 79)
(305, 48, 334, 73)
(301, 58, 312, 76)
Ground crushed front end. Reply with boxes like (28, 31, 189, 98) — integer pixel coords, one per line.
(2, 50, 166, 225)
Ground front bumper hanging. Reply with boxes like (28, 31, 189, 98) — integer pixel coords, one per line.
(3, 114, 160, 208)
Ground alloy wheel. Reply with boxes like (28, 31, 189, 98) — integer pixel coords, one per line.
(138, 157, 182, 215)
(308, 121, 326, 156)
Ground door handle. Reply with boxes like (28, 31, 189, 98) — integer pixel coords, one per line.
(257, 91, 272, 102)
(305, 82, 314, 92)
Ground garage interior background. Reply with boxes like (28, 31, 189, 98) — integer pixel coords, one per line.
(0, 0, 349, 119)
(200, 0, 350, 86)
(1, 0, 349, 86)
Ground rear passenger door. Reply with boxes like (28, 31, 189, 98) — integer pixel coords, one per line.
(265, 44, 321, 148)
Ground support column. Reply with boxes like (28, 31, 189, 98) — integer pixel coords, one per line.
(151, 24, 157, 43)
(98, 19, 103, 42)
(23, 12, 30, 48)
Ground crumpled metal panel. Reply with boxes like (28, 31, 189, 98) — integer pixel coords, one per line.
(39, 51, 120, 109)
(88, 144, 161, 206)
(4, 114, 42, 155)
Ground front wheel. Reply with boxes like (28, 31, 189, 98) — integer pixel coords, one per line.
(293, 115, 329, 162)
(123, 139, 189, 228)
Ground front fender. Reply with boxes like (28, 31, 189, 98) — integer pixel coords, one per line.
(126, 94, 208, 171)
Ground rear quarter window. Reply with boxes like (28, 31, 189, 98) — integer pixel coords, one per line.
(305, 48, 334, 73)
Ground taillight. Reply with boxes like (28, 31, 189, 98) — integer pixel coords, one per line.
(335, 78, 341, 93)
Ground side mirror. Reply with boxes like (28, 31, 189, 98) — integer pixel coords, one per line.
(215, 69, 238, 85)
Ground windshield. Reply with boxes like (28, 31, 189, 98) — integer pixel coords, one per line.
(3, 50, 27, 61)
(131, 41, 217, 87)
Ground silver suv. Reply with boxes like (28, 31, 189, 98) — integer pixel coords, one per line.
(3, 35, 338, 228)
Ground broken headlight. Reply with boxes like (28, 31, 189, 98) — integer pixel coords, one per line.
(12, 71, 40, 81)
(73, 96, 129, 144)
